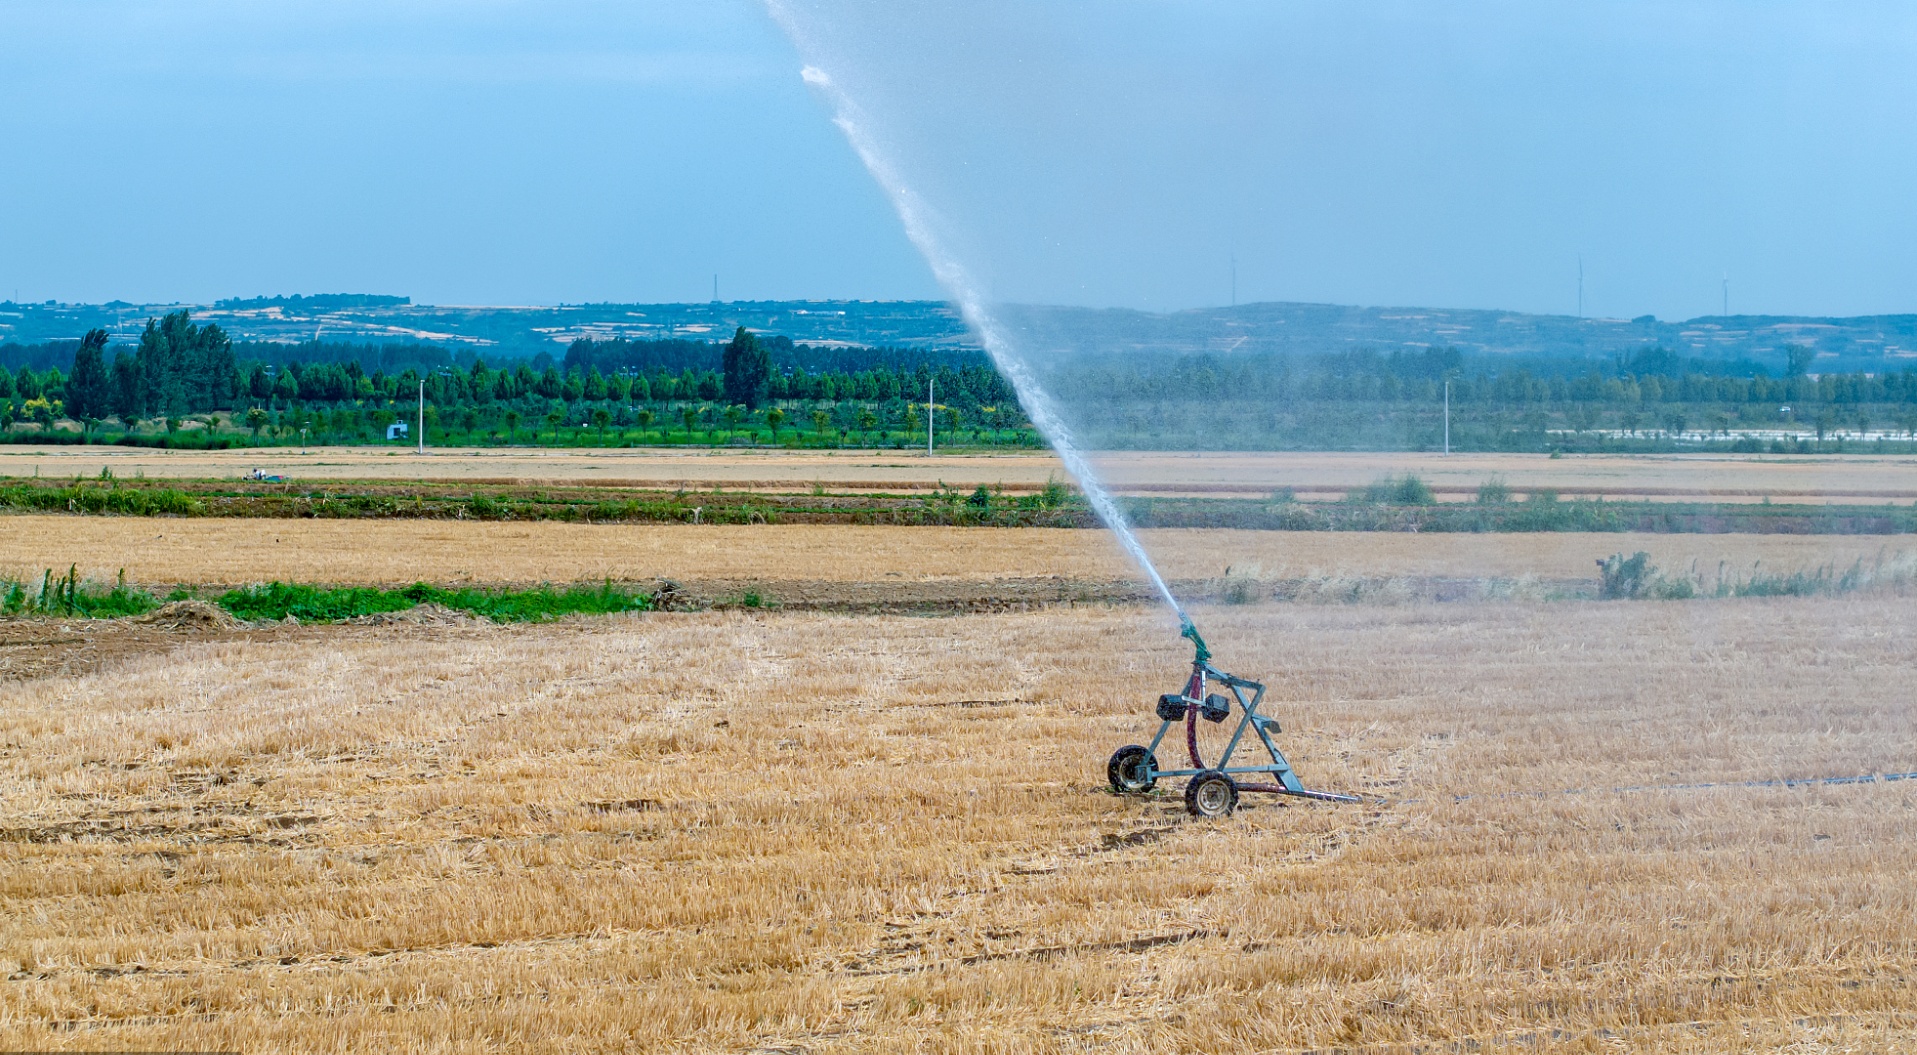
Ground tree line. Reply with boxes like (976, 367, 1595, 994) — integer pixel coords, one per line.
(1046, 345, 1917, 408)
(0, 314, 1034, 447)
(11, 310, 1917, 451)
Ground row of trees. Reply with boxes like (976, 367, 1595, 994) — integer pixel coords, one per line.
(1, 317, 1039, 447)
(1050, 348, 1917, 408)
(22, 317, 1917, 419)
(1, 316, 1022, 426)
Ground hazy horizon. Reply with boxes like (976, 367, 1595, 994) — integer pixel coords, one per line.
(14, 291, 1917, 326)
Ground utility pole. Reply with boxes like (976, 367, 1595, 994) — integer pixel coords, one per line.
(1230, 253, 1237, 307)
(1722, 274, 1729, 316)
(417, 379, 425, 455)
(927, 378, 935, 455)
(1577, 256, 1583, 318)
(1443, 380, 1451, 455)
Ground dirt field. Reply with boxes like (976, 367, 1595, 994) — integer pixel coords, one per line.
(0, 516, 1906, 591)
(6, 445, 1917, 502)
(1, 599, 1912, 1052)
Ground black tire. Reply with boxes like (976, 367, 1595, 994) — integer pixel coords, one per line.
(1107, 745, 1158, 794)
(1184, 770, 1238, 818)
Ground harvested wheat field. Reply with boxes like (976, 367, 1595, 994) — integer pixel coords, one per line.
(2, 599, 1913, 1052)
(0, 515, 1906, 591)
(6, 445, 1917, 502)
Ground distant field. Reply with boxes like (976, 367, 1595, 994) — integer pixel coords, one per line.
(0, 516, 1904, 588)
(6, 445, 1917, 502)
(2, 601, 1911, 1051)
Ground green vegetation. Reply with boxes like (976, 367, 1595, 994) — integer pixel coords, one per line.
(215, 581, 655, 622)
(0, 571, 656, 623)
(2, 562, 658, 623)
(0, 478, 1087, 527)
(2, 565, 160, 617)
(0, 481, 205, 515)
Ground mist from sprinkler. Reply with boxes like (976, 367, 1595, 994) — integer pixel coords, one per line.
(768, 30, 1188, 631)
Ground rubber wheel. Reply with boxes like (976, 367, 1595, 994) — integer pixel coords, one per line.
(1107, 745, 1158, 794)
(1184, 770, 1238, 818)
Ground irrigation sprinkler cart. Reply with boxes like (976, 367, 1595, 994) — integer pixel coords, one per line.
(1107, 622, 1359, 817)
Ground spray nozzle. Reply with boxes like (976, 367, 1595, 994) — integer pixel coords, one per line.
(1180, 616, 1210, 665)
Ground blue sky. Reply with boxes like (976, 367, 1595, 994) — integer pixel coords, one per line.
(3, 1, 1914, 319)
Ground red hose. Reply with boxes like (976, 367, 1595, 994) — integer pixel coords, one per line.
(1185, 705, 1204, 768)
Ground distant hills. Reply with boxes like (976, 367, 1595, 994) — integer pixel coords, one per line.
(3, 296, 1913, 374)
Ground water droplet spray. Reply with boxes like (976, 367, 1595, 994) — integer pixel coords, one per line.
(771, 39, 1188, 629)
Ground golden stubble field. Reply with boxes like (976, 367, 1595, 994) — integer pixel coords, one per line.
(2, 599, 1913, 1052)
(0, 515, 1908, 590)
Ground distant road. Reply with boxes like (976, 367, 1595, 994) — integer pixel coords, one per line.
(3, 445, 1915, 504)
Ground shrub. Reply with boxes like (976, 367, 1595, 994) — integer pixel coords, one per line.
(1597, 552, 1694, 600)
(1220, 575, 1263, 605)
(1358, 474, 1435, 505)
(1038, 476, 1070, 509)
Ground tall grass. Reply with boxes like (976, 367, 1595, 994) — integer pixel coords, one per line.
(1599, 550, 1917, 600)
(1, 566, 159, 617)
(0, 482, 203, 515)
(1716, 553, 1917, 598)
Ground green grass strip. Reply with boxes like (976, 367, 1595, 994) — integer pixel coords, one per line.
(214, 581, 654, 623)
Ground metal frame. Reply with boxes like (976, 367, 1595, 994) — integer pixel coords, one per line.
(1122, 621, 1359, 804)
